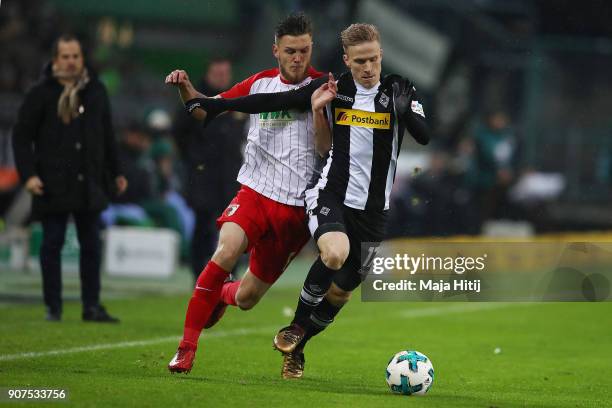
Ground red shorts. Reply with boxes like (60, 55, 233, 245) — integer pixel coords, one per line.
(216, 185, 310, 284)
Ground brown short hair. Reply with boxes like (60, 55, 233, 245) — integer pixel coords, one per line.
(340, 23, 380, 50)
(274, 12, 313, 42)
(52, 34, 81, 57)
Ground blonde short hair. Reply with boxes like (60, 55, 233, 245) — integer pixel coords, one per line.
(340, 23, 380, 50)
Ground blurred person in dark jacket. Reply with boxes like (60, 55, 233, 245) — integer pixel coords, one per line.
(150, 138, 195, 259)
(470, 109, 519, 228)
(172, 57, 246, 280)
(12, 35, 127, 322)
(113, 124, 154, 206)
(100, 123, 155, 227)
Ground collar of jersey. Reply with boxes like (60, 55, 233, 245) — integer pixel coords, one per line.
(354, 79, 381, 94)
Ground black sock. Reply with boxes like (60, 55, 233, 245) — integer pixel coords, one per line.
(292, 257, 335, 328)
(297, 297, 344, 351)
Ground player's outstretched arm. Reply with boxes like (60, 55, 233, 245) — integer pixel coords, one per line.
(392, 78, 430, 145)
(183, 75, 329, 120)
(165, 69, 208, 121)
(311, 73, 336, 156)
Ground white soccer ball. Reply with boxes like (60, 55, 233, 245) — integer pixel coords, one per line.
(385, 350, 434, 396)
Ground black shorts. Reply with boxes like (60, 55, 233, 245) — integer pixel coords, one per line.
(306, 189, 387, 292)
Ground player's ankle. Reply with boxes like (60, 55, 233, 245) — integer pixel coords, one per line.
(179, 340, 197, 351)
(290, 320, 308, 332)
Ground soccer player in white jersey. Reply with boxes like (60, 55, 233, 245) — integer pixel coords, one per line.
(187, 23, 430, 378)
(164, 13, 326, 374)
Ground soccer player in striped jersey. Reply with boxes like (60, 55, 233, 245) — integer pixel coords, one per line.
(188, 23, 430, 378)
(164, 13, 328, 374)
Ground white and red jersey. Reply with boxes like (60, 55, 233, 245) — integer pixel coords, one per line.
(220, 67, 324, 207)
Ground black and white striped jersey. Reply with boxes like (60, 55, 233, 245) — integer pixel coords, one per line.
(306, 72, 427, 213)
(197, 71, 428, 212)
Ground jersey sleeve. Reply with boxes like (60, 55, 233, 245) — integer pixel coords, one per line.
(402, 89, 430, 145)
(219, 75, 256, 98)
(198, 74, 329, 114)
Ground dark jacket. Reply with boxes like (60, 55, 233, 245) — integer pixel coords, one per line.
(113, 144, 154, 204)
(173, 80, 246, 213)
(12, 63, 121, 216)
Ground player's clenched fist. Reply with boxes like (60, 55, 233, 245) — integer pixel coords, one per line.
(165, 69, 190, 86)
(165, 69, 204, 117)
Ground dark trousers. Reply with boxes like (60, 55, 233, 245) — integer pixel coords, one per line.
(40, 211, 102, 313)
(190, 208, 218, 280)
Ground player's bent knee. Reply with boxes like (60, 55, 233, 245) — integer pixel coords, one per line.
(320, 244, 349, 270)
(235, 282, 265, 311)
(318, 232, 350, 270)
(235, 290, 260, 311)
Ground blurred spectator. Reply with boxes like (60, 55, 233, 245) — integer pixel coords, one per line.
(0, 0, 62, 94)
(411, 150, 465, 236)
(114, 124, 154, 204)
(0, 130, 20, 223)
(101, 123, 155, 227)
(469, 109, 520, 229)
(389, 143, 480, 237)
(172, 57, 246, 280)
(150, 138, 195, 258)
(102, 128, 194, 259)
(11, 35, 126, 322)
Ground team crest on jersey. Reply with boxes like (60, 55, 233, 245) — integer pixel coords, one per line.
(225, 204, 240, 217)
(319, 206, 331, 216)
(379, 92, 390, 108)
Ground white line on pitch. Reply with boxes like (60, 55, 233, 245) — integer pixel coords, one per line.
(0, 326, 279, 362)
(0, 303, 522, 362)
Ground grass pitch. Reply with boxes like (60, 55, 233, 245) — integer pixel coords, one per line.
(1, 262, 611, 407)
